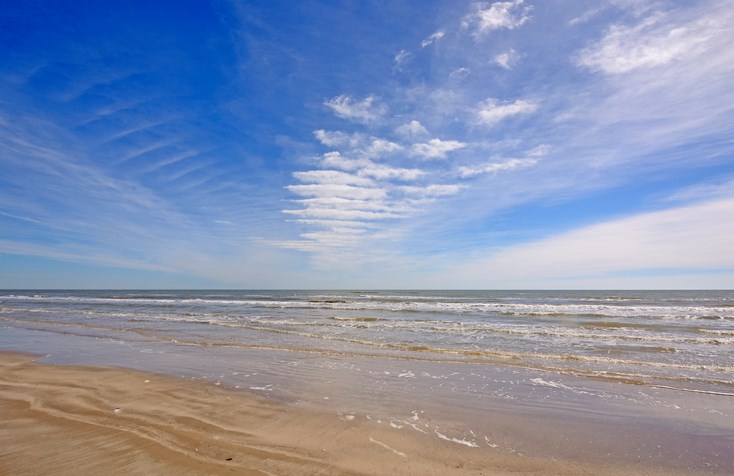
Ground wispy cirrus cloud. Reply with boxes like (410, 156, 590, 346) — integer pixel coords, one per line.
(400, 184, 465, 198)
(0, 239, 173, 273)
(0, 59, 294, 287)
(568, 6, 605, 27)
(5, 0, 733, 288)
(663, 177, 734, 204)
(575, 12, 714, 74)
(565, 1, 734, 168)
(393, 50, 412, 72)
(457, 157, 537, 178)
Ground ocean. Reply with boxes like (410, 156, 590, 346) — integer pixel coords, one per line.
(1, 289, 732, 471)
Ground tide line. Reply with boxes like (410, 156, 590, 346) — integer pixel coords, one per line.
(368, 437, 407, 458)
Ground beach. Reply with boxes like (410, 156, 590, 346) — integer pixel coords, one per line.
(5, 352, 512, 475)
(0, 352, 710, 476)
(1, 290, 732, 474)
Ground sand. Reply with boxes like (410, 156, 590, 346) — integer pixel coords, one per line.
(0, 352, 703, 475)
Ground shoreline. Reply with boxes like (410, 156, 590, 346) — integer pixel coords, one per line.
(0, 351, 721, 475)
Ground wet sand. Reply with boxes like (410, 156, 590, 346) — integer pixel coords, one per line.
(0, 352, 707, 475)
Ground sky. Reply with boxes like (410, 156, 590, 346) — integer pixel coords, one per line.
(1, 0, 734, 289)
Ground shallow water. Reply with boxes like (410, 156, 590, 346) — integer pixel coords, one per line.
(1, 289, 733, 473)
(2, 290, 732, 390)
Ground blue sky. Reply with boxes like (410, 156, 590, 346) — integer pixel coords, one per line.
(1, 0, 733, 289)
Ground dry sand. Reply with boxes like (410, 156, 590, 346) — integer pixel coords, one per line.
(0, 352, 695, 475)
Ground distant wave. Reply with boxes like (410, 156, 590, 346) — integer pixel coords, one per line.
(3, 293, 733, 320)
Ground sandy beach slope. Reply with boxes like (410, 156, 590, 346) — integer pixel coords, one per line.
(0, 352, 697, 475)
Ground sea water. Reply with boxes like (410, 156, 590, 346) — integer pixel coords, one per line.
(1, 289, 732, 472)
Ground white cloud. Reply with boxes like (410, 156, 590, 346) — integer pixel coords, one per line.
(283, 134, 436, 252)
(395, 120, 429, 138)
(288, 219, 379, 229)
(313, 129, 364, 148)
(316, 151, 422, 181)
(474, 98, 538, 126)
(365, 138, 403, 157)
(457, 158, 538, 178)
(576, 13, 713, 74)
(282, 208, 402, 221)
(463, 0, 533, 36)
(400, 184, 465, 197)
(448, 196, 734, 285)
(421, 30, 445, 48)
(286, 183, 387, 200)
(493, 49, 519, 69)
(292, 170, 374, 186)
(320, 151, 368, 171)
(284, 132, 455, 252)
(411, 138, 467, 160)
(323, 95, 387, 124)
(314, 132, 401, 159)
(292, 197, 397, 212)
(359, 163, 424, 181)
